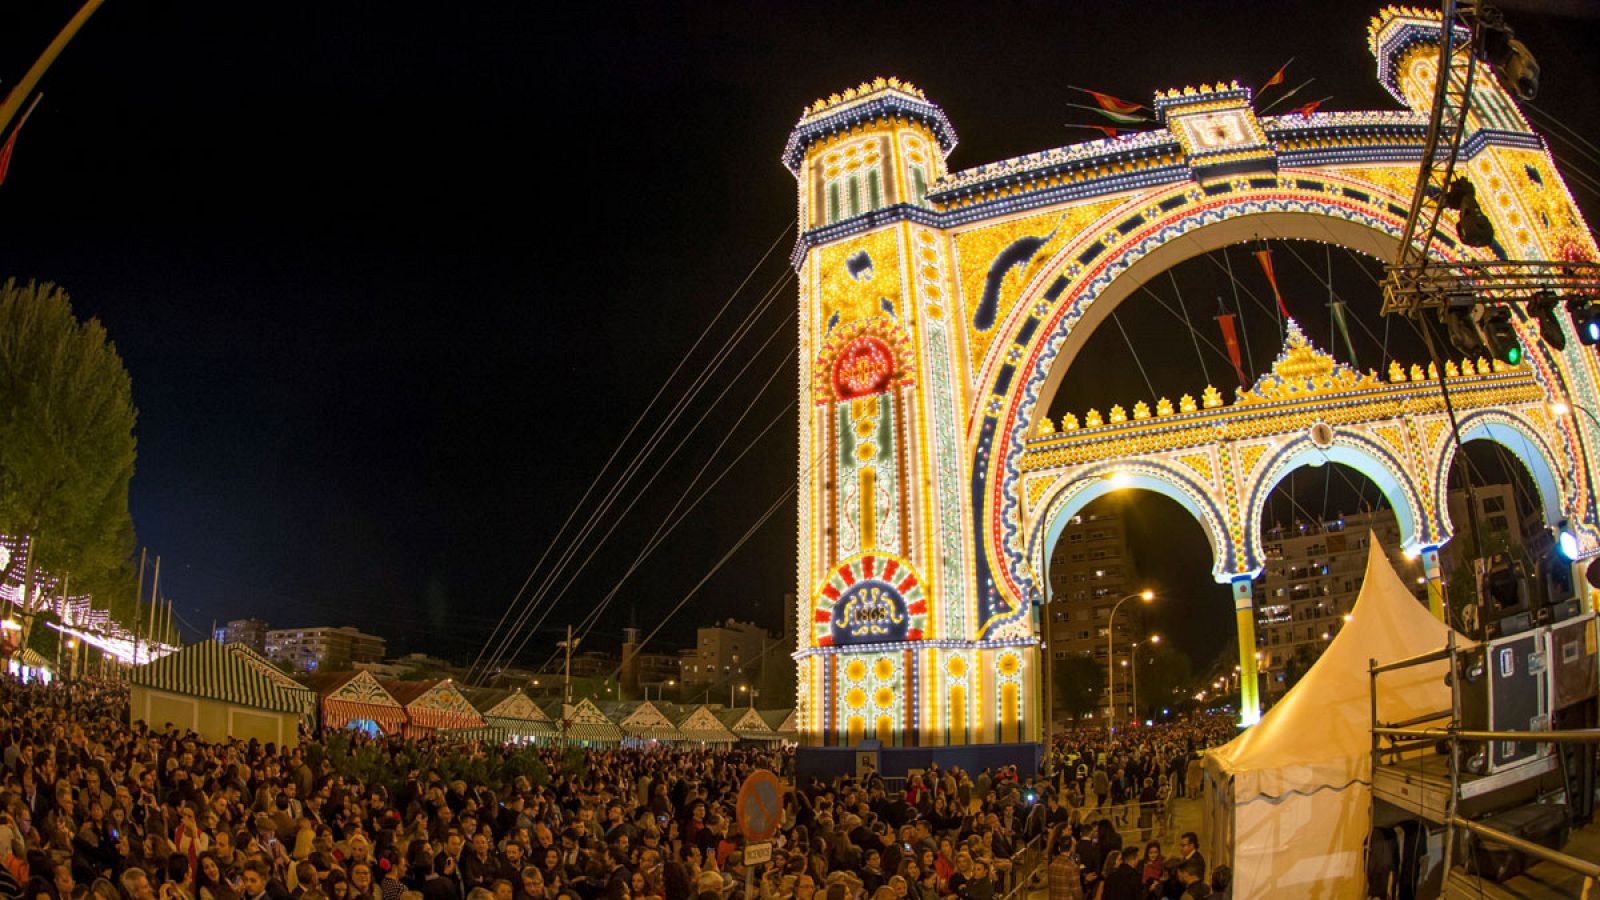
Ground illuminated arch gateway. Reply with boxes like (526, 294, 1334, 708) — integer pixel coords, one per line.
(784, 8, 1600, 763)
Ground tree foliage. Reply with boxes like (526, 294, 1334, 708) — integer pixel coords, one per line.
(0, 279, 138, 614)
(1052, 652, 1105, 721)
(1134, 644, 1193, 719)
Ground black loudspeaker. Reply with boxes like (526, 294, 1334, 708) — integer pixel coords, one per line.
(1480, 554, 1530, 639)
(1458, 630, 1549, 774)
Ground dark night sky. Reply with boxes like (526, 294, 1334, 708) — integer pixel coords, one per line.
(0, 3, 1595, 668)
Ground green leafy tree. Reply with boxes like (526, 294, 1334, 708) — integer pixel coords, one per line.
(1283, 644, 1319, 691)
(1135, 644, 1193, 719)
(0, 279, 138, 618)
(1052, 652, 1105, 722)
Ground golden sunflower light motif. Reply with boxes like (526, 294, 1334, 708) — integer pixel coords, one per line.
(846, 688, 867, 709)
(874, 687, 895, 709)
(998, 653, 1020, 676)
(846, 659, 868, 681)
(946, 656, 966, 677)
(873, 658, 895, 680)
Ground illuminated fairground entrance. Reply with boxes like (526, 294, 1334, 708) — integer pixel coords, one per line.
(785, 7, 1600, 767)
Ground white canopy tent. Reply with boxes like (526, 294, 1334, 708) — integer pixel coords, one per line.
(1203, 537, 1469, 898)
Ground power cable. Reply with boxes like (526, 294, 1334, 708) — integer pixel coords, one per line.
(603, 480, 798, 685)
(1166, 271, 1215, 385)
(466, 221, 794, 681)
(474, 265, 795, 679)
(1524, 102, 1600, 167)
(489, 300, 796, 675)
(1222, 246, 1258, 380)
(1111, 310, 1157, 399)
(553, 344, 799, 666)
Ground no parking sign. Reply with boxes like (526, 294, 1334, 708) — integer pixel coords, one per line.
(736, 769, 785, 841)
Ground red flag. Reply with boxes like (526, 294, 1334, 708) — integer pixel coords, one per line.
(0, 93, 44, 188)
(1217, 313, 1247, 388)
(1291, 99, 1323, 118)
(1081, 89, 1144, 116)
(1068, 124, 1124, 138)
(1263, 60, 1290, 90)
(1253, 249, 1291, 318)
(0, 129, 16, 187)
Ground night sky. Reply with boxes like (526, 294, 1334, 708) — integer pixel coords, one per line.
(0, 3, 1595, 668)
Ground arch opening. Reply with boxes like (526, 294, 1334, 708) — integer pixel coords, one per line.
(1041, 489, 1230, 727)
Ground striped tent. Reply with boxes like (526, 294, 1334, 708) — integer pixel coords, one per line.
(601, 701, 684, 743)
(131, 641, 312, 713)
(672, 703, 738, 746)
(460, 687, 557, 742)
(304, 670, 407, 734)
(540, 698, 622, 745)
(381, 679, 485, 738)
(716, 706, 781, 744)
(225, 645, 318, 719)
(128, 640, 313, 744)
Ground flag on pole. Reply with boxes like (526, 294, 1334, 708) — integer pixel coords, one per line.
(1068, 87, 1151, 124)
(1067, 103, 1148, 125)
(0, 130, 17, 187)
(1253, 247, 1291, 319)
(1330, 299, 1360, 366)
(1066, 124, 1127, 138)
(0, 93, 44, 188)
(1291, 98, 1326, 118)
(1074, 87, 1145, 115)
(1263, 59, 1293, 90)
(1216, 304, 1248, 388)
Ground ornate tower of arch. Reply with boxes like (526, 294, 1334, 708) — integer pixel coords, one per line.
(786, 79, 1043, 764)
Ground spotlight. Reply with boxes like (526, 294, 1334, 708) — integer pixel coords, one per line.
(1474, 305, 1521, 366)
(1441, 297, 1484, 356)
(1442, 177, 1496, 248)
(1568, 299, 1600, 346)
(1528, 292, 1565, 351)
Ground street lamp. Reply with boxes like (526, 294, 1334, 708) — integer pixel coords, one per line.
(732, 683, 747, 706)
(1107, 590, 1154, 733)
(1130, 635, 1160, 723)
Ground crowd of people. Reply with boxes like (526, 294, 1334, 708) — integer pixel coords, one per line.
(0, 677, 1235, 900)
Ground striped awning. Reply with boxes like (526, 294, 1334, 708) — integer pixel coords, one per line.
(325, 698, 408, 732)
(18, 648, 49, 670)
(436, 725, 507, 743)
(129, 641, 312, 714)
(488, 714, 556, 737)
(224, 645, 318, 718)
(558, 722, 622, 743)
(401, 706, 482, 732)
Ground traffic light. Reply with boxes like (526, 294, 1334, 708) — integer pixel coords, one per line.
(1443, 177, 1497, 248)
(1474, 304, 1521, 365)
(1569, 298, 1600, 346)
(1528, 292, 1565, 351)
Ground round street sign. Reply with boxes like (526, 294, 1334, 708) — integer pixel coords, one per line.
(736, 769, 785, 841)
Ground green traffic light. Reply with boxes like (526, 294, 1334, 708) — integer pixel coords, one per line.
(1506, 344, 1522, 365)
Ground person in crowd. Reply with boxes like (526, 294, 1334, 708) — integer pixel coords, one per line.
(0, 679, 1237, 900)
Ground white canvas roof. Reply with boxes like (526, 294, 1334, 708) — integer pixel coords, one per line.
(1204, 535, 1470, 897)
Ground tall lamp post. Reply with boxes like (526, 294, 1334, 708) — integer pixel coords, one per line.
(1130, 635, 1160, 724)
(1107, 590, 1154, 733)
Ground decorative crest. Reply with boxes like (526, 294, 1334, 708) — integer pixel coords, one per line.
(1236, 319, 1381, 404)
